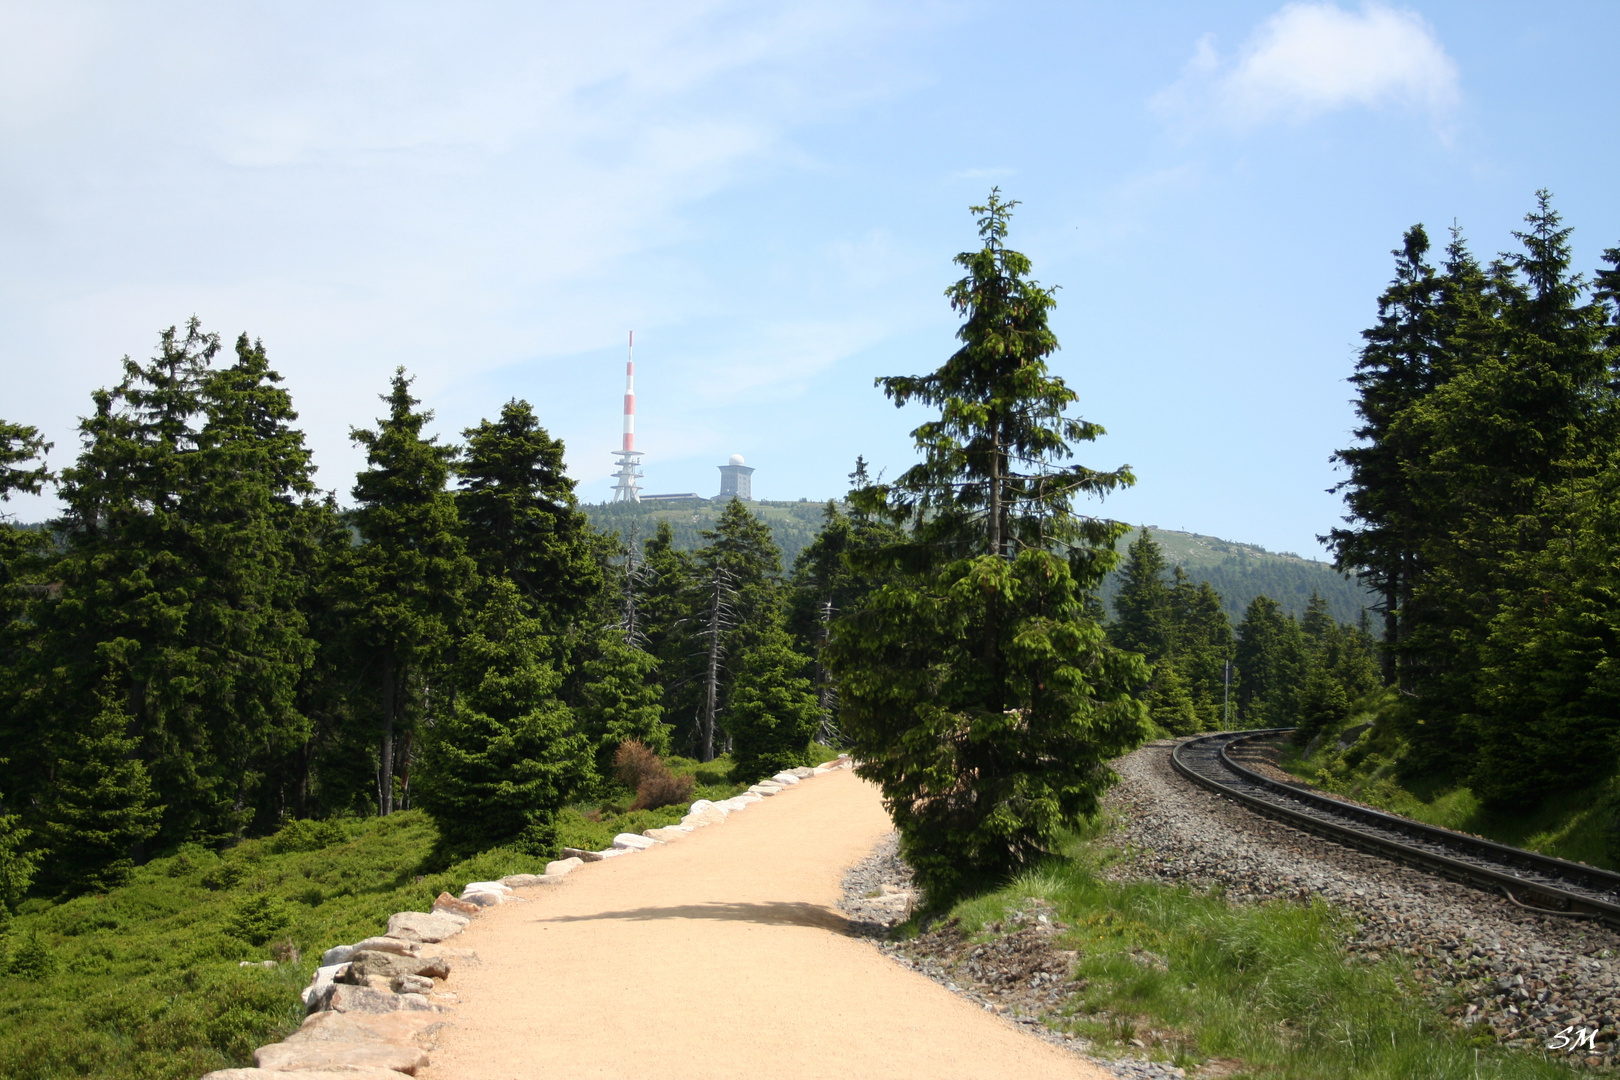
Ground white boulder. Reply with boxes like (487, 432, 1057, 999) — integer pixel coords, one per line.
(301, 963, 349, 1009)
(612, 833, 658, 851)
(319, 945, 356, 967)
(544, 857, 584, 877)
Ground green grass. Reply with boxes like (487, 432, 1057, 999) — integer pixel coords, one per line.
(915, 820, 1586, 1079)
(0, 744, 835, 1079)
(1278, 712, 1620, 871)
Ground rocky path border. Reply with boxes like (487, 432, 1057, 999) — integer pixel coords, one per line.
(201, 757, 852, 1080)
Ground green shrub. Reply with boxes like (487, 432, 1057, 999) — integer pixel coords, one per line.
(201, 861, 247, 891)
(10, 929, 56, 979)
(226, 894, 290, 947)
(266, 819, 348, 855)
(728, 625, 822, 781)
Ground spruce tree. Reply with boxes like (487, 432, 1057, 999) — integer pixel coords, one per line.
(1326, 225, 1444, 683)
(39, 676, 162, 894)
(416, 580, 589, 856)
(692, 499, 784, 759)
(1171, 576, 1235, 729)
(1398, 195, 1613, 774)
(0, 791, 34, 918)
(190, 335, 319, 833)
(786, 500, 904, 741)
(576, 632, 668, 779)
(638, 522, 702, 754)
(1111, 530, 1172, 658)
(0, 421, 52, 833)
(1234, 596, 1306, 727)
(350, 369, 476, 814)
(458, 399, 602, 627)
(728, 623, 821, 780)
(827, 192, 1146, 901)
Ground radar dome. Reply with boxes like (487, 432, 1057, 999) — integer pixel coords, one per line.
(728, 454, 745, 465)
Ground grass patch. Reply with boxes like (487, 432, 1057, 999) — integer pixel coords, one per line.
(908, 821, 1585, 1079)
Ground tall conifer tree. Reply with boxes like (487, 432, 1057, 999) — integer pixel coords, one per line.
(827, 192, 1146, 900)
(350, 369, 475, 814)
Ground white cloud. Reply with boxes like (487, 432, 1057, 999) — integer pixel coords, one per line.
(1154, 2, 1459, 128)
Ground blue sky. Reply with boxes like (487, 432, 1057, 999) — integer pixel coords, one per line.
(2, 1, 1615, 559)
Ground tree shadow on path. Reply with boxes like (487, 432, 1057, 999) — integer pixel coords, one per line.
(533, 901, 850, 933)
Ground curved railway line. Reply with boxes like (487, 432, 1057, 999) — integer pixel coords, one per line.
(1170, 728, 1620, 927)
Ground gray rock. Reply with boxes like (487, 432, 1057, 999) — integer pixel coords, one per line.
(458, 889, 505, 908)
(770, 772, 801, 785)
(204, 1069, 406, 1080)
(747, 784, 781, 797)
(286, 1008, 445, 1046)
(385, 911, 466, 944)
(254, 1040, 429, 1073)
(353, 936, 419, 956)
(347, 950, 450, 980)
(681, 806, 728, 828)
(501, 873, 550, 887)
(1336, 722, 1373, 750)
(390, 973, 434, 994)
(612, 832, 658, 850)
(560, 847, 604, 862)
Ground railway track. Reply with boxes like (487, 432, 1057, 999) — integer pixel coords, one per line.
(1170, 728, 1620, 927)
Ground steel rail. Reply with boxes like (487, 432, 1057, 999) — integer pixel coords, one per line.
(1168, 729, 1620, 926)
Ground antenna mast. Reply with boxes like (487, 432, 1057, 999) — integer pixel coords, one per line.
(610, 331, 643, 503)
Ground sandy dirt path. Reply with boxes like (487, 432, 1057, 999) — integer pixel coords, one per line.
(422, 768, 1112, 1080)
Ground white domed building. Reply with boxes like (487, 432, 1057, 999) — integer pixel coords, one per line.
(717, 453, 755, 500)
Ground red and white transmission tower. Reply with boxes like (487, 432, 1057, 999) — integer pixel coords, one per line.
(609, 331, 643, 503)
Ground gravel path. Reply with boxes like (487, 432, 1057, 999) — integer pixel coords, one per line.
(1109, 739, 1620, 1067)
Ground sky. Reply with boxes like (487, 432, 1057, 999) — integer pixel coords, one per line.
(2, 1, 1616, 559)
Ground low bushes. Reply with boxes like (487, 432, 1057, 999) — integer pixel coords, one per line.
(614, 741, 695, 811)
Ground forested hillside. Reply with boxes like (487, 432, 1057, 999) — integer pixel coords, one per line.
(1097, 526, 1371, 624)
(583, 498, 829, 570)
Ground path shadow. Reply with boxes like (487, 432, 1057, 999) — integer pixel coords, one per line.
(534, 901, 850, 933)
